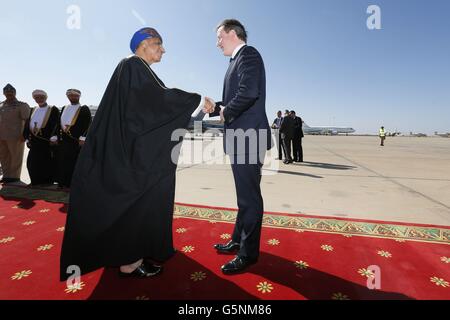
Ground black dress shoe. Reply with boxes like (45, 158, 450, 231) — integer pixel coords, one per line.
(143, 260, 163, 274)
(221, 256, 257, 275)
(143, 257, 163, 268)
(119, 262, 162, 278)
(214, 240, 240, 253)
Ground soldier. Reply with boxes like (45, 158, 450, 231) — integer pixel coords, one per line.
(0, 84, 31, 183)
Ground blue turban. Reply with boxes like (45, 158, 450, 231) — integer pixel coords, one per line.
(130, 27, 162, 53)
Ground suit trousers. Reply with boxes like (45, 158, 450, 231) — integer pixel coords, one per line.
(277, 132, 284, 159)
(282, 136, 293, 161)
(230, 153, 264, 261)
(293, 137, 303, 162)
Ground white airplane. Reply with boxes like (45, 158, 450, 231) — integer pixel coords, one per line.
(188, 116, 356, 135)
(302, 122, 355, 135)
(409, 132, 427, 137)
(435, 131, 450, 138)
(388, 131, 402, 137)
(187, 113, 224, 133)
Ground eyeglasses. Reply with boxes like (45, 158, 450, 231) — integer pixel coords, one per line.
(148, 41, 164, 48)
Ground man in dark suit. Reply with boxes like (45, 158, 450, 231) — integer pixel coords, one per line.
(205, 19, 271, 275)
(271, 110, 284, 160)
(291, 110, 304, 162)
(279, 110, 294, 164)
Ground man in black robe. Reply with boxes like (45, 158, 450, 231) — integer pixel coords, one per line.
(55, 89, 92, 189)
(60, 27, 210, 280)
(23, 90, 60, 186)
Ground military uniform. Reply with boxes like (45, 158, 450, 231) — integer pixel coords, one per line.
(0, 99, 31, 180)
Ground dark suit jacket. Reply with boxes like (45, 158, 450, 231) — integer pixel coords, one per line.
(293, 116, 304, 138)
(272, 117, 283, 129)
(211, 45, 271, 155)
(280, 116, 295, 139)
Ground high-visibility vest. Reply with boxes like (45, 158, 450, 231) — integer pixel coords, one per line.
(379, 129, 386, 137)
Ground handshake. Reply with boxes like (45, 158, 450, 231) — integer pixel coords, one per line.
(202, 97, 225, 123)
(202, 97, 215, 114)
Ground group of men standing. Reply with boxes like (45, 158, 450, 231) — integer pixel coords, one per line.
(0, 84, 91, 188)
(272, 110, 304, 164)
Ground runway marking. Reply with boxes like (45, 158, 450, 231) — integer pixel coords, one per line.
(318, 145, 450, 213)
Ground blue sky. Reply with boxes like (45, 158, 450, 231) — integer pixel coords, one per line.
(1, 0, 449, 134)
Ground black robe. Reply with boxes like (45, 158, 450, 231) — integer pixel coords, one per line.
(55, 105, 92, 187)
(23, 106, 60, 185)
(60, 56, 201, 280)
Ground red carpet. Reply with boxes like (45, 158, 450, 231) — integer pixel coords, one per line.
(0, 186, 449, 300)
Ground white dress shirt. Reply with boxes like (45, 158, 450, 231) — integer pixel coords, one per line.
(61, 104, 81, 129)
(212, 44, 246, 116)
(192, 98, 206, 118)
(55, 103, 86, 142)
(193, 44, 246, 119)
(232, 43, 246, 59)
(29, 105, 49, 132)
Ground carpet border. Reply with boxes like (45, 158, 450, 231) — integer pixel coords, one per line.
(1, 185, 449, 245)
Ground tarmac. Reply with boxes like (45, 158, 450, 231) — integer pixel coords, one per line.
(18, 134, 450, 226)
